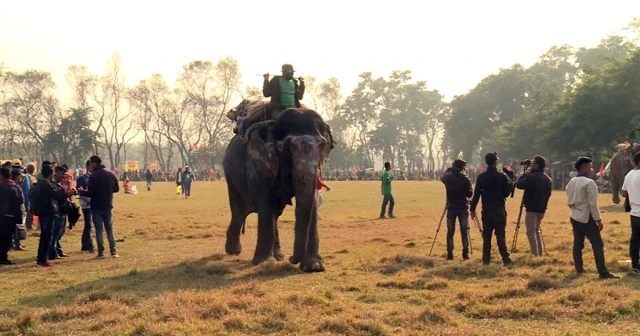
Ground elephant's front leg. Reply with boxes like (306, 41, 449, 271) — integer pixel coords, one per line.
(252, 207, 275, 265)
(300, 202, 325, 273)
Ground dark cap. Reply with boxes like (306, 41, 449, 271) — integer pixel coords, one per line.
(485, 152, 499, 166)
(453, 159, 466, 169)
(281, 64, 295, 73)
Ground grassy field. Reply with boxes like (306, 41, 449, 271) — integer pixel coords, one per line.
(0, 181, 639, 335)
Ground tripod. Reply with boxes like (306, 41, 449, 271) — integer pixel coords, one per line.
(428, 207, 447, 256)
(510, 196, 525, 253)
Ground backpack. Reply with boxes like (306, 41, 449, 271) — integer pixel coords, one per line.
(29, 182, 40, 216)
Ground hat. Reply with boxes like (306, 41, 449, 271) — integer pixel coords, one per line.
(281, 64, 295, 73)
(453, 159, 466, 169)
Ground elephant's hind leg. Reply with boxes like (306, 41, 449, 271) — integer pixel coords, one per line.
(273, 217, 284, 261)
(225, 186, 247, 256)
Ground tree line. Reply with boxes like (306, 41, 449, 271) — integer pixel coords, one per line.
(445, 19, 640, 165)
(1, 18, 638, 172)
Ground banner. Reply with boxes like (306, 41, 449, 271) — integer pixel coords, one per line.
(126, 161, 139, 171)
(149, 162, 158, 171)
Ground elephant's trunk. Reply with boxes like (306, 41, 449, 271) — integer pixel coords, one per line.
(282, 135, 326, 261)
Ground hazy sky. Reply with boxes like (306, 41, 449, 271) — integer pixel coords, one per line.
(1, 0, 639, 105)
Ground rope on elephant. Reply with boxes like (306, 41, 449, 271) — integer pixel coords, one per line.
(242, 120, 276, 144)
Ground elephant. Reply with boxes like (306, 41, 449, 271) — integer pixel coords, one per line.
(609, 144, 637, 204)
(223, 108, 334, 272)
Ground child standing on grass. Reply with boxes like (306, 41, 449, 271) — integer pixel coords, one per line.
(316, 167, 330, 208)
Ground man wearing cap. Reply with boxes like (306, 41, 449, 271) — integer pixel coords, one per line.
(471, 152, 513, 266)
(263, 64, 305, 117)
(441, 159, 473, 260)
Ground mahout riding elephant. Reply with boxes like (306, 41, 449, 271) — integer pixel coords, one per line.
(609, 144, 636, 204)
(223, 108, 333, 272)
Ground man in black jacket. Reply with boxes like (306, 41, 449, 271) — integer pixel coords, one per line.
(516, 156, 553, 256)
(34, 166, 74, 267)
(0, 167, 24, 265)
(471, 152, 514, 266)
(78, 156, 120, 259)
(441, 159, 473, 260)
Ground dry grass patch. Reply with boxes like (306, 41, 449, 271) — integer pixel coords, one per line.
(2, 182, 640, 334)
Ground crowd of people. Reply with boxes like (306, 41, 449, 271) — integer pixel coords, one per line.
(0, 156, 119, 267)
(422, 152, 640, 278)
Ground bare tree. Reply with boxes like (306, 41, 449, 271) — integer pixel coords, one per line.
(179, 57, 240, 155)
(65, 65, 92, 109)
(317, 77, 342, 119)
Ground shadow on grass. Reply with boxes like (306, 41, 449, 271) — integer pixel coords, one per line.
(18, 254, 300, 308)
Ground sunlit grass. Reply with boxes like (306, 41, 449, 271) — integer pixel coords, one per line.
(0, 181, 638, 335)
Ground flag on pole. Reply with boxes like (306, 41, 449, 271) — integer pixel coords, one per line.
(598, 162, 605, 176)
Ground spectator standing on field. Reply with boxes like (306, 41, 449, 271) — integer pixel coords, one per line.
(0, 167, 24, 265)
(379, 162, 396, 219)
(566, 157, 619, 279)
(182, 166, 195, 199)
(76, 161, 94, 253)
(621, 152, 640, 274)
(78, 156, 120, 259)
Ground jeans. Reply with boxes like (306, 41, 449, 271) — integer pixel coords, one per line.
(93, 209, 116, 255)
(0, 216, 16, 261)
(183, 183, 192, 197)
(571, 218, 609, 276)
(25, 211, 34, 230)
(482, 212, 510, 264)
(37, 216, 55, 263)
(48, 215, 66, 258)
(525, 212, 545, 256)
(446, 209, 469, 256)
(81, 208, 94, 251)
(316, 190, 324, 208)
(630, 215, 640, 270)
(380, 194, 395, 217)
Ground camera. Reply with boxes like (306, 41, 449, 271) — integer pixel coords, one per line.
(520, 159, 533, 166)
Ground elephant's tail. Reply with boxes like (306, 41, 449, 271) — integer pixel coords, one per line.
(242, 221, 246, 235)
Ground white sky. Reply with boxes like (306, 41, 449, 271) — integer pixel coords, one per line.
(1, 0, 639, 105)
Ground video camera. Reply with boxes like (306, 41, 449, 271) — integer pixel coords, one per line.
(520, 159, 533, 167)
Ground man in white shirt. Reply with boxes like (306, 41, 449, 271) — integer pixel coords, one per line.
(621, 152, 640, 274)
(566, 157, 619, 279)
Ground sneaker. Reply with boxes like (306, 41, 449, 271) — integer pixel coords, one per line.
(59, 253, 69, 258)
(388, 214, 396, 219)
(379, 216, 387, 220)
(97, 254, 106, 259)
(503, 259, 513, 267)
(632, 268, 640, 274)
(111, 253, 120, 258)
(462, 254, 470, 260)
(446, 254, 454, 260)
(599, 272, 620, 279)
(13, 246, 27, 251)
(0, 260, 16, 265)
(37, 261, 54, 268)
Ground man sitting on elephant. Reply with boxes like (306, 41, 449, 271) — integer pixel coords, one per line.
(263, 64, 305, 117)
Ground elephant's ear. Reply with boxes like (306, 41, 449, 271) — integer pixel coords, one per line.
(246, 125, 279, 176)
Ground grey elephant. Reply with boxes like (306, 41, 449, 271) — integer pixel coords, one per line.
(223, 108, 334, 272)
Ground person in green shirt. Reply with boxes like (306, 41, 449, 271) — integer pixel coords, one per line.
(379, 162, 396, 219)
(263, 64, 305, 117)
(630, 122, 640, 148)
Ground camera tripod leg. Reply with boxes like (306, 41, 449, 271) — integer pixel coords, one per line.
(510, 200, 525, 253)
(539, 227, 545, 255)
(468, 226, 472, 255)
(428, 207, 447, 257)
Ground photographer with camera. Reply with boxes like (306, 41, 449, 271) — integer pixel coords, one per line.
(441, 159, 473, 260)
(471, 152, 514, 266)
(515, 156, 553, 256)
